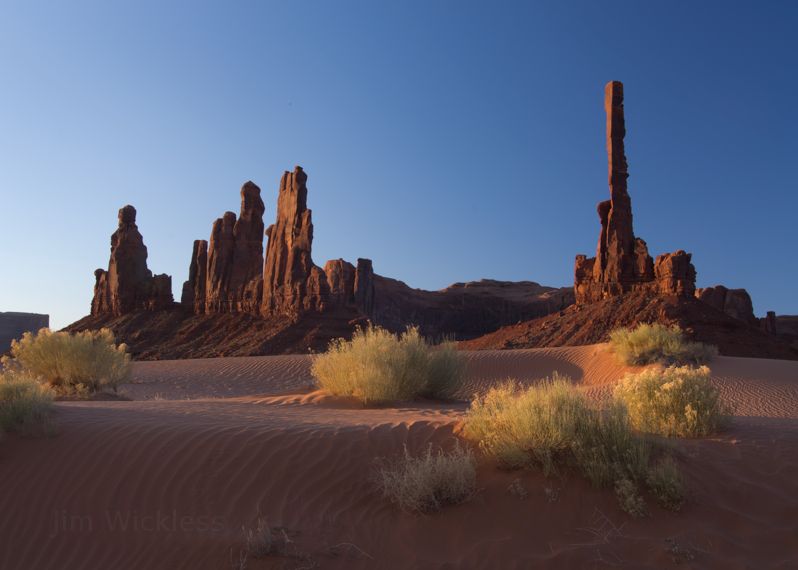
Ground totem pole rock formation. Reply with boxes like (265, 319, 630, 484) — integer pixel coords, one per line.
(91, 205, 173, 316)
(574, 81, 696, 304)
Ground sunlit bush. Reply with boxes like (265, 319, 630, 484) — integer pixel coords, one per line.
(311, 326, 465, 404)
(609, 323, 717, 366)
(3, 328, 131, 394)
(614, 365, 727, 437)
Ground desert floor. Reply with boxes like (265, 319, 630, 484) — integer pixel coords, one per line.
(2, 345, 797, 569)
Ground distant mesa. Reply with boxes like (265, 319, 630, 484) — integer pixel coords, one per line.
(0, 312, 49, 354)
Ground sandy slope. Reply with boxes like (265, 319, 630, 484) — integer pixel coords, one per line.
(2, 346, 797, 569)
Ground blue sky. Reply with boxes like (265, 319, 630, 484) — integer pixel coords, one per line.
(2, 1, 796, 329)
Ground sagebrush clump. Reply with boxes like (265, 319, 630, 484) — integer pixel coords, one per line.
(646, 456, 685, 511)
(463, 375, 686, 515)
(0, 370, 54, 434)
(609, 323, 717, 366)
(3, 328, 131, 395)
(377, 442, 476, 513)
(614, 365, 728, 437)
(311, 326, 465, 404)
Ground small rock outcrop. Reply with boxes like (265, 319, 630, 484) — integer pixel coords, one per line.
(92, 205, 173, 316)
(574, 81, 696, 303)
(696, 285, 756, 325)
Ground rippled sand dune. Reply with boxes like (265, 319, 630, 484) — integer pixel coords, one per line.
(2, 346, 797, 569)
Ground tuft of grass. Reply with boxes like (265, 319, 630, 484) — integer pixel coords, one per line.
(614, 365, 728, 437)
(311, 325, 466, 404)
(609, 323, 717, 366)
(646, 456, 685, 511)
(0, 370, 55, 434)
(2, 328, 130, 395)
(377, 442, 476, 513)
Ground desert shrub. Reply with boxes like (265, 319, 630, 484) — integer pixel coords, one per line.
(615, 477, 647, 517)
(646, 456, 685, 511)
(572, 400, 651, 487)
(614, 365, 727, 437)
(463, 376, 651, 480)
(377, 442, 476, 513)
(462, 374, 590, 473)
(311, 326, 466, 404)
(609, 323, 717, 366)
(423, 341, 467, 400)
(3, 328, 130, 394)
(0, 370, 54, 433)
(463, 375, 673, 514)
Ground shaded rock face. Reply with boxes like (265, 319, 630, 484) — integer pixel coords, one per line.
(92, 205, 173, 316)
(574, 81, 695, 303)
(696, 285, 756, 325)
(0, 312, 49, 354)
(180, 240, 208, 311)
(183, 182, 265, 314)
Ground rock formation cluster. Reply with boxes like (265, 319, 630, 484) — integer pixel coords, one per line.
(181, 181, 266, 314)
(91, 205, 173, 316)
(574, 82, 696, 304)
(180, 167, 375, 321)
(88, 166, 570, 344)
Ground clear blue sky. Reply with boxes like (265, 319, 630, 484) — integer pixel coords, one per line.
(2, 1, 796, 329)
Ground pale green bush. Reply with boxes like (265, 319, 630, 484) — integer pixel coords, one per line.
(311, 326, 466, 404)
(614, 365, 727, 437)
(463, 375, 650, 480)
(609, 323, 717, 366)
(377, 442, 476, 513)
(0, 370, 54, 433)
(463, 374, 591, 473)
(3, 328, 131, 394)
(463, 375, 689, 515)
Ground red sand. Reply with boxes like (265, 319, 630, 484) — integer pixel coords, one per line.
(2, 346, 797, 569)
